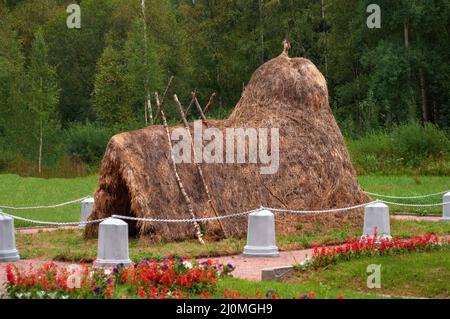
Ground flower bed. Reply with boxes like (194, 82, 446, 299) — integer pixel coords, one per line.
(3, 256, 346, 299)
(4, 255, 234, 299)
(304, 232, 448, 270)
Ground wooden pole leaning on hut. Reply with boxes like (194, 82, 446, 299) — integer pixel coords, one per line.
(173, 94, 228, 237)
(153, 76, 174, 123)
(155, 82, 205, 245)
(193, 94, 209, 126)
(201, 93, 217, 116)
(184, 89, 197, 117)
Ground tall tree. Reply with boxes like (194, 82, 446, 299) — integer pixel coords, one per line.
(93, 46, 132, 127)
(45, 0, 119, 125)
(28, 28, 59, 174)
(125, 18, 162, 125)
(0, 8, 30, 156)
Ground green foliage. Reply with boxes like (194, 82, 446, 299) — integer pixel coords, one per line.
(0, 0, 449, 176)
(348, 122, 450, 175)
(390, 122, 450, 166)
(27, 27, 60, 173)
(64, 122, 114, 167)
(124, 18, 163, 122)
(28, 28, 59, 124)
(93, 46, 133, 126)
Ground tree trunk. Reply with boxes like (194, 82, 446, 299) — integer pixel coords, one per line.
(144, 100, 148, 125)
(419, 69, 429, 124)
(404, 18, 410, 49)
(38, 120, 43, 174)
(259, 0, 264, 64)
(147, 94, 153, 124)
(322, 0, 328, 75)
(141, 0, 153, 126)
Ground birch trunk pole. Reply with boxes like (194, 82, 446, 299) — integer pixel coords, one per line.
(155, 91, 205, 244)
(174, 94, 228, 237)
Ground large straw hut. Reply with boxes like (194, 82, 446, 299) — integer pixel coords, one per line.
(85, 44, 370, 242)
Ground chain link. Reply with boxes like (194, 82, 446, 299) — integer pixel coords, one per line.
(0, 196, 91, 211)
(0, 211, 106, 226)
(112, 208, 261, 223)
(380, 200, 450, 208)
(1, 198, 447, 226)
(265, 201, 375, 215)
(364, 190, 449, 199)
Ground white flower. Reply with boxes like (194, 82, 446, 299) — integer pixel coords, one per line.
(37, 291, 47, 299)
(182, 261, 193, 269)
(104, 269, 111, 275)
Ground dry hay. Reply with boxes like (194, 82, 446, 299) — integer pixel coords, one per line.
(85, 48, 371, 242)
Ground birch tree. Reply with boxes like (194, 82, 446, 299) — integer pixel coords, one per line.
(28, 28, 59, 174)
(124, 16, 162, 125)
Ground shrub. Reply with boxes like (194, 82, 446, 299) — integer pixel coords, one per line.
(347, 122, 450, 175)
(0, 149, 16, 172)
(390, 122, 450, 166)
(64, 122, 113, 168)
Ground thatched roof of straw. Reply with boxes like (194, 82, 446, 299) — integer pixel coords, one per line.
(85, 47, 370, 242)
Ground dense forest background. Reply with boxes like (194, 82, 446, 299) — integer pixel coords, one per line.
(0, 0, 449, 177)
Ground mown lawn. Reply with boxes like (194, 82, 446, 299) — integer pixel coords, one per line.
(282, 246, 450, 299)
(358, 175, 449, 215)
(0, 174, 448, 228)
(15, 219, 450, 262)
(213, 276, 383, 299)
(0, 174, 98, 227)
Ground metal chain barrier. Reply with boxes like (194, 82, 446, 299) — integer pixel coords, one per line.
(0, 196, 91, 211)
(111, 202, 377, 223)
(364, 190, 449, 199)
(1, 195, 448, 226)
(0, 211, 106, 226)
(265, 201, 375, 215)
(112, 208, 262, 223)
(380, 200, 450, 208)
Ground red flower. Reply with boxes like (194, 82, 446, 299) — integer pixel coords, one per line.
(200, 291, 209, 299)
(337, 295, 344, 299)
(138, 287, 146, 298)
(6, 264, 15, 285)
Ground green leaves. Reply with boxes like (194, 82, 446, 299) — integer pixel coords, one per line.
(28, 27, 59, 122)
(93, 45, 132, 127)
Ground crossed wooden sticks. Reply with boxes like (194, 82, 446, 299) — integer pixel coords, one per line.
(154, 77, 227, 239)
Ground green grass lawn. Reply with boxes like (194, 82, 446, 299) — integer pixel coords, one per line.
(282, 246, 450, 299)
(0, 174, 448, 228)
(15, 219, 450, 262)
(0, 174, 98, 227)
(358, 175, 449, 215)
(213, 276, 384, 299)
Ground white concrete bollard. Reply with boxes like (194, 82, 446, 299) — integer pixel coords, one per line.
(93, 218, 131, 268)
(243, 209, 279, 257)
(79, 197, 94, 228)
(442, 192, 450, 221)
(0, 211, 20, 262)
(362, 202, 392, 240)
